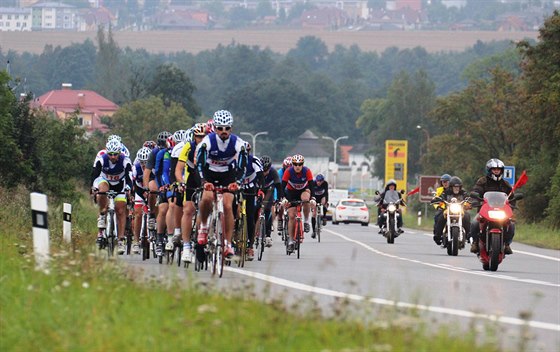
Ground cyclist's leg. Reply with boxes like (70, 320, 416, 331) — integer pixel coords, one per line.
(301, 189, 311, 232)
(287, 206, 296, 243)
(133, 192, 144, 243)
(97, 180, 109, 215)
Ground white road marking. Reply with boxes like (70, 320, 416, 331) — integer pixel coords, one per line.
(326, 228, 559, 288)
(226, 266, 560, 332)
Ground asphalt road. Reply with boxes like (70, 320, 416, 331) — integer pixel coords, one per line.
(123, 223, 560, 351)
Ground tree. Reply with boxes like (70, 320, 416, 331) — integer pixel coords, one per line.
(109, 96, 194, 151)
(287, 36, 329, 70)
(147, 63, 201, 118)
(256, 0, 275, 19)
(95, 26, 124, 103)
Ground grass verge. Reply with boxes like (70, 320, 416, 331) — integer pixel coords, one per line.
(1, 188, 506, 351)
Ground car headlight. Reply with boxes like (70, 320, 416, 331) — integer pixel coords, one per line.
(449, 203, 462, 214)
(387, 204, 396, 212)
(488, 210, 506, 220)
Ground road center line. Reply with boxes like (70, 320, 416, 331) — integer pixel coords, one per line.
(225, 266, 560, 332)
(325, 228, 559, 288)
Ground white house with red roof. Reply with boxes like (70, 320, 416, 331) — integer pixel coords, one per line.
(31, 83, 118, 133)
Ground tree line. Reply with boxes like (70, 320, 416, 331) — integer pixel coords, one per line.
(1, 12, 558, 227)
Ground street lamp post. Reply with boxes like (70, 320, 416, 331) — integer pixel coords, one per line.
(322, 135, 348, 188)
(416, 125, 430, 157)
(240, 131, 268, 156)
(322, 135, 349, 164)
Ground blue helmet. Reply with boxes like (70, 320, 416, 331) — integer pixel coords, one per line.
(316, 174, 325, 181)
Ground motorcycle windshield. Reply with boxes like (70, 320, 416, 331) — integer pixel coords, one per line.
(483, 191, 508, 207)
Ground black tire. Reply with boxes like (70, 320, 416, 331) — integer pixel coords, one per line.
(489, 233, 501, 271)
(332, 221, 339, 225)
(107, 214, 115, 257)
(257, 218, 266, 261)
(449, 227, 459, 256)
(316, 218, 321, 243)
(176, 244, 182, 267)
(387, 216, 395, 244)
(296, 220, 301, 259)
(361, 222, 368, 227)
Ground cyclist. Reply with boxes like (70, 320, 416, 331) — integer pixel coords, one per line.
(143, 131, 171, 241)
(175, 123, 207, 263)
(131, 147, 151, 254)
(91, 139, 133, 254)
(167, 129, 190, 249)
(260, 155, 283, 247)
(432, 174, 451, 244)
(281, 154, 313, 252)
(311, 173, 329, 238)
(195, 110, 247, 259)
(240, 142, 264, 261)
(276, 156, 292, 235)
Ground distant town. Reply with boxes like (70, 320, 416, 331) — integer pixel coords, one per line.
(0, 0, 558, 32)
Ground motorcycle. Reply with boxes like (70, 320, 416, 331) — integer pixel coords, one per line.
(375, 190, 405, 244)
(431, 196, 470, 256)
(471, 191, 523, 271)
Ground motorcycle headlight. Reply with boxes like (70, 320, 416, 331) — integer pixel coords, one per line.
(488, 210, 506, 220)
(449, 203, 462, 214)
(387, 204, 396, 212)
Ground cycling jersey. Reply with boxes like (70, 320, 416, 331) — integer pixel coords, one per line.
(91, 153, 133, 189)
(282, 166, 313, 191)
(243, 155, 264, 188)
(263, 166, 283, 200)
(154, 148, 172, 188)
(312, 180, 329, 202)
(195, 132, 246, 178)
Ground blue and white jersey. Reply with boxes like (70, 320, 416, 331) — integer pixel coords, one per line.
(100, 153, 132, 185)
(243, 155, 263, 187)
(195, 132, 246, 173)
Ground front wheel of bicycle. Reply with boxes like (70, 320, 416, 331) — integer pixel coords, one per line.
(257, 217, 266, 261)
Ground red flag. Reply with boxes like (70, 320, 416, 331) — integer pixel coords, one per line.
(407, 186, 420, 196)
(512, 170, 528, 192)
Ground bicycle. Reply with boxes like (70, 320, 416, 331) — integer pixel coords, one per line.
(314, 202, 323, 243)
(124, 200, 134, 255)
(208, 186, 228, 277)
(285, 200, 305, 259)
(233, 191, 250, 267)
(97, 190, 119, 257)
(254, 195, 267, 261)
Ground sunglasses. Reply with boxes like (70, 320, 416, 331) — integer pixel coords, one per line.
(108, 152, 120, 156)
(216, 126, 231, 131)
(293, 162, 303, 167)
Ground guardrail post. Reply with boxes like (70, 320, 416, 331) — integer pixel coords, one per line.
(30, 192, 50, 269)
(63, 203, 72, 243)
(417, 210, 422, 226)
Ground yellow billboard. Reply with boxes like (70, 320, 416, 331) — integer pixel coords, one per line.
(385, 140, 408, 191)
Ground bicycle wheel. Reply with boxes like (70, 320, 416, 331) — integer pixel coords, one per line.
(141, 216, 150, 260)
(107, 212, 115, 257)
(316, 213, 321, 243)
(238, 213, 247, 268)
(257, 216, 266, 261)
(295, 218, 301, 259)
(217, 212, 225, 277)
(125, 216, 133, 255)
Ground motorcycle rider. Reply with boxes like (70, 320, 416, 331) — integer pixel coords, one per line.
(432, 174, 451, 244)
(469, 158, 515, 255)
(376, 179, 405, 234)
(433, 176, 471, 245)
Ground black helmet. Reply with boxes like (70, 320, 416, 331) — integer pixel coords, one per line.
(157, 131, 171, 147)
(449, 176, 462, 188)
(260, 155, 271, 171)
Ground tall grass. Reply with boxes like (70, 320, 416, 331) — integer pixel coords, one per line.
(0, 188, 508, 351)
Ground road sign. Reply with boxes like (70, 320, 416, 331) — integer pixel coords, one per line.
(419, 175, 440, 203)
(385, 140, 408, 191)
(504, 166, 515, 186)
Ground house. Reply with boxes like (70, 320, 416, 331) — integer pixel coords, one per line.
(31, 1, 79, 31)
(151, 9, 209, 30)
(300, 7, 349, 30)
(288, 130, 330, 178)
(78, 6, 116, 31)
(0, 7, 32, 31)
(31, 83, 118, 134)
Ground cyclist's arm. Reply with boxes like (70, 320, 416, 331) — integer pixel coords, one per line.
(195, 142, 208, 182)
(273, 169, 283, 199)
(124, 160, 133, 191)
(91, 159, 102, 186)
(324, 181, 329, 203)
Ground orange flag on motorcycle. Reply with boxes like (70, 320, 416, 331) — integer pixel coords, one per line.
(407, 186, 420, 196)
(512, 170, 528, 192)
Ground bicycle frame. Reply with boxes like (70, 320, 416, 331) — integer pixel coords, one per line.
(209, 187, 227, 277)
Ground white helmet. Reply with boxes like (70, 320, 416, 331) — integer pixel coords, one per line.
(136, 147, 151, 162)
(106, 139, 121, 154)
(107, 134, 121, 143)
(213, 110, 233, 126)
(486, 158, 505, 181)
(173, 129, 189, 143)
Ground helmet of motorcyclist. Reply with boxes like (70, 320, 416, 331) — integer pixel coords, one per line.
(173, 130, 189, 144)
(291, 154, 304, 165)
(449, 176, 463, 192)
(282, 157, 292, 169)
(386, 179, 397, 189)
(105, 139, 121, 154)
(213, 110, 233, 127)
(136, 147, 151, 162)
(316, 174, 325, 182)
(440, 174, 451, 185)
(157, 131, 171, 147)
(261, 155, 271, 171)
(143, 140, 156, 150)
(486, 158, 505, 181)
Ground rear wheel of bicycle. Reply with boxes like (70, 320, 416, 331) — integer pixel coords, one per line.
(107, 213, 115, 257)
(316, 215, 321, 243)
